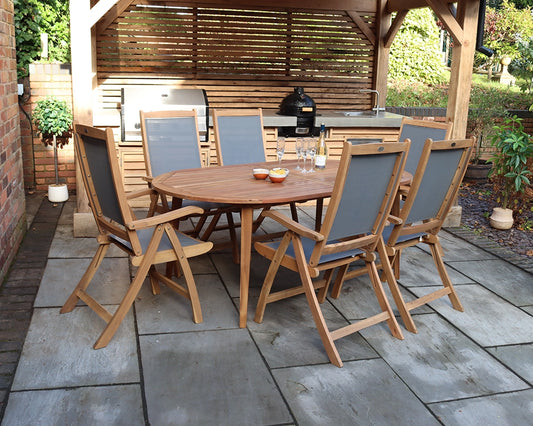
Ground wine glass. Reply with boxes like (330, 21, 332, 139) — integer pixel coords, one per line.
(306, 137, 316, 173)
(300, 138, 309, 173)
(295, 138, 303, 170)
(276, 137, 285, 167)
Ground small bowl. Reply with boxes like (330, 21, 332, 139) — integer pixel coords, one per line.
(253, 168, 269, 180)
(269, 168, 289, 183)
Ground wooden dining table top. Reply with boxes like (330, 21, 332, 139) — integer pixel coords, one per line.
(152, 160, 340, 205)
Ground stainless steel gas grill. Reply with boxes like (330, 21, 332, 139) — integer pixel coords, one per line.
(120, 87, 209, 143)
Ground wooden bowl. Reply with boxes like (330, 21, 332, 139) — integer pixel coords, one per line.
(253, 168, 269, 180)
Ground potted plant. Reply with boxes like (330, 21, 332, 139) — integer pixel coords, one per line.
(464, 87, 507, 182)
(488, 115, 533, 229)
(32, 97, 73, 202)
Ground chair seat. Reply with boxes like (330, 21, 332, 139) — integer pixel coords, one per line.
(110, 227, 205, 254)
(261, 236, 364, 265)
(382, 225, 426, 245)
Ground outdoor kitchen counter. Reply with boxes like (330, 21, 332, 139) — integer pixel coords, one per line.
(207, 110, 405, 128)
(314, 110, 405, 128)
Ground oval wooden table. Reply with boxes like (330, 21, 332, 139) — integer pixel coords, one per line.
(152, 160, 410, 327)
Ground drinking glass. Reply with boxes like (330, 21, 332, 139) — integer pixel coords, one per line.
(306, 137, 316, 173)
(276, 137, 285, 167)
(295, 138, 303, 170)
(300, 138, 309, 173)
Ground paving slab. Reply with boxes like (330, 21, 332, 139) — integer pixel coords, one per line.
(2, 385, 144, 426)
(11, 307, 139, 390)
(34, 258, 130, 307)
(446, 259, 533, 306)
(524, 305, 533, 316)
(396, 247, 475, 287)
(420, 230, 497, 261)
(272, 358, 440, 426)
(248, 295, 378, 368)
(487, 344, 533, 384)
(360, 313, 528, 403)
(139, 329, 292, 425)
(212, 251, 300, 298)
(410, 284, 533, 346)
(135, 273, 239, 334)
(428, 388, 533, 426)
(48, 225, 126, 258)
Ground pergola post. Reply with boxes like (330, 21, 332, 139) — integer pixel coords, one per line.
(446, 0, 480, 138)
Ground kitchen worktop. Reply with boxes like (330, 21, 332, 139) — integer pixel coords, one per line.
(260, 109, 405, 128)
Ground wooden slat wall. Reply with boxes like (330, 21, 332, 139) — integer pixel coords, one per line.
(95, 1, 378, 131)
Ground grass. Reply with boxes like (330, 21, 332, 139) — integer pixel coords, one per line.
(386, 72, 532, 111)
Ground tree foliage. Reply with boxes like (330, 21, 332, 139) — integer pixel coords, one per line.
(388, 8, 446, 85)
(14, 0, 70, 79)
(509, 36, 533, 93)
(484, 0, 533, 60)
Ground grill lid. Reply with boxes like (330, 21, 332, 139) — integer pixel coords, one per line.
(278, 87, 316, 117)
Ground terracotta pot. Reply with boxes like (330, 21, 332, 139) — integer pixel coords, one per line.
(489, 207, 513, 230)
(464, 161, 493, 182)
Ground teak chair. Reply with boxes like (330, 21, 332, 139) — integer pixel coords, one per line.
(212, 108, 268, 167)
(60, 124, 213, 349)
(331, 137, 475, 334)
(140, 110, 237, 244)
(253, 141, 411, 367)
(397, 117, 452, 176)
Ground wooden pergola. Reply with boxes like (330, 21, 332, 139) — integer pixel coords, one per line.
(71, 0, 482, 217)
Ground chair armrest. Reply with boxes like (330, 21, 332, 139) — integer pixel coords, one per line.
(126, 206, 204, 230)
(142, 175, 153, 184)
(262, 210, 324, 242)
(126, 188, 153, 200)
(387, 215, 403, 225)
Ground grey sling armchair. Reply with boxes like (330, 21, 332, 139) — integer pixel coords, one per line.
(331, 137, 475, 334)
(253, 141, 411, 367)
(140, 109, 237, 248)
(61, 124, 213, 349)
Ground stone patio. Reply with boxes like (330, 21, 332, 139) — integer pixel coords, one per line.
(1, 194, 532, 425)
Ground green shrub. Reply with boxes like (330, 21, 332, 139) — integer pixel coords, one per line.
(388, 8, 446, 85)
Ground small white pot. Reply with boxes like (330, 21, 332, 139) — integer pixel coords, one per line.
(48, 184, 69, 203)
(489, 207, 514, 230)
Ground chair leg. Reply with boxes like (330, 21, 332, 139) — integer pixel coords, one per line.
(149, 266, 161, 295)
(292, 235, 343, 367)
(164, 224, 203, 323)
(254, 232, 291, 323)
(93, 229, 163, 349)
(316, 269, 335, 303)
(226, 212, 239, 264)
(60, 243, 110, 314)
(330, 264, 349, 299)
(429, 239, 464, 311)
(366, 259, 404, 340)
(377, 238, 417, 333)
(290, 202, 299, 222)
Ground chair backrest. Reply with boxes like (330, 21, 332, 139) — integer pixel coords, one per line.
(74, 124, 140, 251)
(140, 110, 203, 177)
(213, 108, 267, 166)
(389, 137, 475, 244)
(398, 118, 452, 175)
(309, 141, 410, 265)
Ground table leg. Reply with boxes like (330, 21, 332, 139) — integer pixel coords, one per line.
(239, 206, 253, 328)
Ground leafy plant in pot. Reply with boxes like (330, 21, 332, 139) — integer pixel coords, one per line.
(488, 115, 533, 229)
(32, 97, 73, 202)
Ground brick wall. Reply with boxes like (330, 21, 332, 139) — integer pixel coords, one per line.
(0, 0, 26, 283)
(19, 63, 74, 191)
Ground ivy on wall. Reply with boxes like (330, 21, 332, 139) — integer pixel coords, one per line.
(14, 0, 70, 79)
